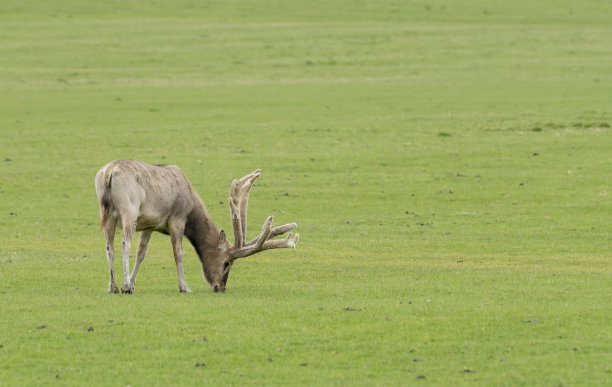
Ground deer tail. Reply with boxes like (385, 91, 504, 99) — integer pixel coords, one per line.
(99, 172, 113, 229)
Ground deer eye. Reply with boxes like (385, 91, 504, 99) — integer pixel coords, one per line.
(223, 261, 230, 270)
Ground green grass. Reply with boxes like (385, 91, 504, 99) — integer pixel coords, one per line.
(1, 0, 611, 385)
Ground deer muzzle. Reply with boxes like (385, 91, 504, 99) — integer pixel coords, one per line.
(211, 284, 226, 293)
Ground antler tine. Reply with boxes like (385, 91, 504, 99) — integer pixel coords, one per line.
(229, 179, 243, 248)
(239, 170, 260, 245)
(255, 216, 274, 249)
(246, 222, 297, 247)
(229, 169, 261, 249)
(262, 232, 299, 249)
(270, 222, 297, 238)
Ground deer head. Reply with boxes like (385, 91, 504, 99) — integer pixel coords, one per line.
(207, 169, 299, 292)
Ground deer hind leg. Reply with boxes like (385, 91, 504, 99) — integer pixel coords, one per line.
(169, 224, 191, 293)
(103, 218, 119, 294)
(120, 215, 137, 294)
(128, 230, 152, 293)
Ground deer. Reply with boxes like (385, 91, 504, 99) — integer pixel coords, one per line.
(94, 160, 299, 293)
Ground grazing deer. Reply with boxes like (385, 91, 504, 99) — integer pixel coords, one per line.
(94, 160, 299, 293)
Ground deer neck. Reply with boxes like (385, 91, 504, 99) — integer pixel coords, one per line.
(184, 199, 220, 262)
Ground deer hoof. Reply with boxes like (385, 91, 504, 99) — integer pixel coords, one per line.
(121, 285, 133, 294)
(180, 287, 192, 293)
(109, 283, 119, 294)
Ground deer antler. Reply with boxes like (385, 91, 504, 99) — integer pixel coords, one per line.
(228, 170, 299, 260)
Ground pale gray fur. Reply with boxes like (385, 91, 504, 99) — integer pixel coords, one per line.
(95, 160, 298, 293)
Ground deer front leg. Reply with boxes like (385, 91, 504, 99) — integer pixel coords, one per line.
(103, 220, 119, 293)
(170, 226, 191, 293)
(128, 230, 152, 293)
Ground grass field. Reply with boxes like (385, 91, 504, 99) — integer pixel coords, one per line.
(1, 0, 611, 385)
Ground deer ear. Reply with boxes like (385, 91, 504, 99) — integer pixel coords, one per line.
(219, 230, 226, 242)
